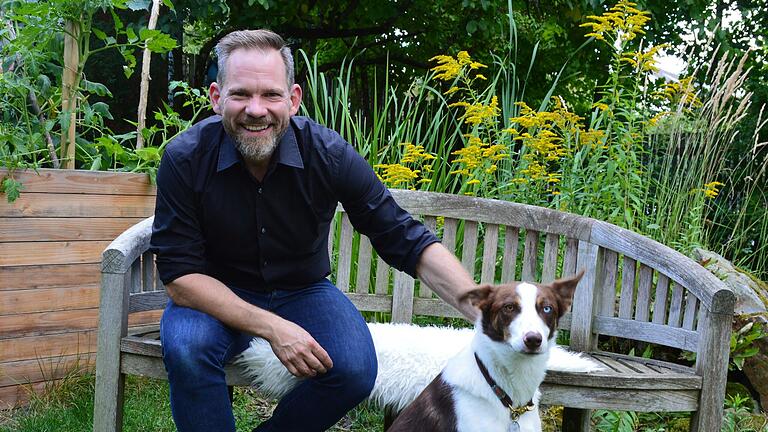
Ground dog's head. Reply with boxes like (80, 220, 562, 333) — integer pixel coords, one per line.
(459, 270, 584, 354)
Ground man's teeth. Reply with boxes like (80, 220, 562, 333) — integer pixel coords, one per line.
(243, 124, 269, 132)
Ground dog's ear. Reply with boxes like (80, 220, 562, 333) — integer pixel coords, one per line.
(550, 269, 584, 317)
(459, 285, 493, 308)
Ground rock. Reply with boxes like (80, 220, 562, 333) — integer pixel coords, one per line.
(735, 314, 768, 411)
(693, 248, 768, 314)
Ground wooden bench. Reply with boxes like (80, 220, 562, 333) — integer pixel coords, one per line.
(93, 190, 735, 431)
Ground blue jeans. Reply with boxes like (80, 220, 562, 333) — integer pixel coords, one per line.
(160, 279, 378, 432)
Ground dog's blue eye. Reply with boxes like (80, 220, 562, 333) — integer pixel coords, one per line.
(542, 305, 553, 314)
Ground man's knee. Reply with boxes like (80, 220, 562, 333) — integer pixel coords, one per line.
(324, 354, 378, 400)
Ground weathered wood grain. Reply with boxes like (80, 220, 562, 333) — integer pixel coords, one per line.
(0, 330, 96, 363)
(541, 233, 560, 283)
(618, 256, 636, 319)
(0, 241, 110, 267)
(0, 168, 155, 196)
(0, 217, 146, 242)
(501, 226, 519, 283)
(336, 213, 354, 292)
(668, 282, 685, 327)
(355, 236, 373, 294)
(539, 385, 699, 412)
(591, 221, 734, 314)
(0, 285, 99, 315)
(653, 274, 671, 325)
(0, 193, 154, 218)
(521, 229, 539, 282)
(480, 223, 499, 284)
(389, 189, 594, 240)
(0, 308, 161, 339)
(593, 316, 698, 351)
(0, 263, 100, 291)
(635, 264, 654, 322)
(461, 220, 478, 277)
(0, 354, 95, 387)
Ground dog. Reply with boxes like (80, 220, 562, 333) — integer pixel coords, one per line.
(235, 271, 597, 431)
(386, 270, 584, 432)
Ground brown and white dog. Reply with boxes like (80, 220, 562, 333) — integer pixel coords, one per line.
(386, 270, 584, 432)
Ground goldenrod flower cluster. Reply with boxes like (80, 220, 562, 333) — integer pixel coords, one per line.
(375, 143, 436, 190)
(450, 96, 500, 127)
(702, 181, 725, 199)
(450, 135, 507, 189)
(621, 43, 668, 73)
(655, 77, 703, 110)
(429, 51, 487, 82)
(507, 98, 602, 194)
(580, 0, 651, 44)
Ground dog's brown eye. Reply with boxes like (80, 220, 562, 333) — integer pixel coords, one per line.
(504, 304, 516, 312)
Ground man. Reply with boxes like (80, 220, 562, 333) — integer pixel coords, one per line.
(150, 29, 478, 432)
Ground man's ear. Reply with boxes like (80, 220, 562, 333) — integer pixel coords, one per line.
(209, 82, 222, 114)
(459, 285, 493, 308)
(288, 83, 302, 115)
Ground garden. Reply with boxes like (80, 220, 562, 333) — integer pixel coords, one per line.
(1, 0, 767, 430)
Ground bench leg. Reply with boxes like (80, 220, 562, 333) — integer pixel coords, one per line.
(93, 360, 126, 432)
(562, 407, 591, 432)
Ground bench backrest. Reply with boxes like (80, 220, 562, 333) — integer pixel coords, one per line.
(103, 190, 734, 362)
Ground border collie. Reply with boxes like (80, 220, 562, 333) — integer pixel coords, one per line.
(387, 270, 585, 432)
(235, 271, 598, 432)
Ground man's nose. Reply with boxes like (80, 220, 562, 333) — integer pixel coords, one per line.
(245, 97, 268, 117)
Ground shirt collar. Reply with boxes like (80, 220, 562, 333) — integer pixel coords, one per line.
(217, 117, 304, 172)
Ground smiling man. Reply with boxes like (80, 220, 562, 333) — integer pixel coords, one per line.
(150, 29, 478, 432)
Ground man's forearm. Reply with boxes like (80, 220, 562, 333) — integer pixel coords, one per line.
(166, 273, 333, 377)
(166, 273, 283, 338)
(415, 243, 479, 321)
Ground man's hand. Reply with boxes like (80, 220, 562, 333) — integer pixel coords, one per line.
(268, 318, 334, 378)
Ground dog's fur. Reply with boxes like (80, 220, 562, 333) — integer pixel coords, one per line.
(234, 272, 599, 431)
(387, 271, 584, 432)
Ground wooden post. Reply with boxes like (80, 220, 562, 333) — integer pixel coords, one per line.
(61, 19, 80, 169)
(136, 0, 162, 149)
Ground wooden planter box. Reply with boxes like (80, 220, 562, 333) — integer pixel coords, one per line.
(0, 168, 157, 408)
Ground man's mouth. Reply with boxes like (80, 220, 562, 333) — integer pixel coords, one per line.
(242, 124, 270, 132)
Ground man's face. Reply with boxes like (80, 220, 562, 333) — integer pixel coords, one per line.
(209, 48, 302, 165)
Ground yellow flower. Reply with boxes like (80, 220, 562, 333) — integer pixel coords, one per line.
(444, 86, 460, 95)
(429, 55, 461, 81)
(467, 179, 481, 185)
(703, 181, 724, 199)
(452, 96, 500, 126)
(374, 163, 419, 188)
(580, 0, 651, 45)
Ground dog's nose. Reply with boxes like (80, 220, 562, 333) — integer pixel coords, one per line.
(524, 332, 542, 349)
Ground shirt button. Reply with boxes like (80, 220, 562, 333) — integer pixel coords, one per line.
(261, 227, 266, 234)
(258, 187, 263, 194)
(263, 260, 268, 267)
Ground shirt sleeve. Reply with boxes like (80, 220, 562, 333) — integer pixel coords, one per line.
(149, 149, 207, 284)
(333, 143, 439, 278)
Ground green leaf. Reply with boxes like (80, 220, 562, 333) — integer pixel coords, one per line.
(91, 102, 114, 120)
(135, 146, 161, 162)
(2, 177, 23, 203)
(126, 27, 138, 43)
(92, 27, 108, 40)
(81, 79, 113, 97)
(144, 32, 177, 53)
(90, 155, 102, 171)
(162, 0, 175, 11)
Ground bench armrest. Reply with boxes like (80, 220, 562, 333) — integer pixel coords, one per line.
(102, 216, 155, 274)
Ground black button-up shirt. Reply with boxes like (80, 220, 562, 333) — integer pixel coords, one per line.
(150, 115, 438, 292)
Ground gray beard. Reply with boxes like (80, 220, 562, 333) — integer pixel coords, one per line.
(234, 134, 279, 164)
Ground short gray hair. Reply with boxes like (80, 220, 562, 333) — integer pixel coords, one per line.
(214, 29, 294, 88)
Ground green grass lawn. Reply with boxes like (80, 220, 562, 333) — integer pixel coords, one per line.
(2, 366, 766, 432)
(0, 370, 384, 432)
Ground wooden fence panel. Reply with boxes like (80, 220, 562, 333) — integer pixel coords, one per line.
(0, 169, 156, 408)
